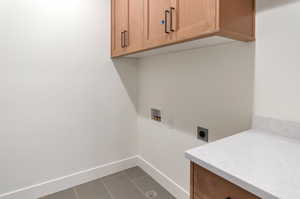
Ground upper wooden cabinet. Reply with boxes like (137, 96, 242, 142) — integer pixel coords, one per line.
(111, 0, 255, 58)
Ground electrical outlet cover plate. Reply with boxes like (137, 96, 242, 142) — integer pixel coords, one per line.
(151, 108, 162, 122)
(197, 126, 209, 142)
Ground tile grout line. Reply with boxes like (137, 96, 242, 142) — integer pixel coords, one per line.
(123, 172, 148, 198)
(130, 173, 149, 181)
(101, 181, 115, 199)
(72, 188, 80, 199)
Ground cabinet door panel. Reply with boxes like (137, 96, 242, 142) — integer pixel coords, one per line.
(193, 163, 260, 199)
(144, 0, 174, 48)
(127, 0, 144, 53)
(112, 0, 128, 56)
(176, 0, 218, 41)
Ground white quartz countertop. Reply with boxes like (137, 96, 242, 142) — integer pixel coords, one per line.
(185, 130, 300, 199)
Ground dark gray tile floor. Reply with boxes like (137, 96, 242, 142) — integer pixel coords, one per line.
(40, 167, 176, 199)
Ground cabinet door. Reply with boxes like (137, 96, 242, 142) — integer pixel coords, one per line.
(193, 163, 260, 199)
(111, 0, 128, 57)
(126, 0, 144, 53)
(175, 0, 218, 41)
(144, 0, 175, 48)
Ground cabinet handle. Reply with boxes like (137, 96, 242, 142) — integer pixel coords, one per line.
(124, 30, 128, 48)
(170, 7, 175, 32)
(165, 10, 170, 34)
(121, 31, 125, 48)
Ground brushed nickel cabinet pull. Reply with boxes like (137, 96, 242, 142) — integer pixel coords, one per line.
(121, 31, 125, 48)
(124, 30, 128, 47)
(165, 10, 170, 34)
(170, 7, 175, 32)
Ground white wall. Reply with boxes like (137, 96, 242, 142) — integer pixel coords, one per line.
(0, 0, 137, 195)
(137, 42, 255, 190)
(255, 0, 300, 122)
(137, 0, 300, 193)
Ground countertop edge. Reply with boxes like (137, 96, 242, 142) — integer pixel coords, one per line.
(185, 152, 279, 199)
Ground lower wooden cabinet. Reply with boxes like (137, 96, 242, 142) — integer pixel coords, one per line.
(190, 162, 260, 199)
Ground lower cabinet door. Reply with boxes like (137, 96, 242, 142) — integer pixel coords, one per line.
(193, 194, 200, 199)
(192, 163, 260, 199)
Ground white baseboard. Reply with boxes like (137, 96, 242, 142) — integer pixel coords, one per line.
(136, 156, 189, 199)
(0, 156, 138, 199)
(0, 156, 189, 199)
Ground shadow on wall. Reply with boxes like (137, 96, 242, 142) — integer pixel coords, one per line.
(257, 0, 300, 12)
(136, 42, 256, 141)
(112, 58, 138, 110)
